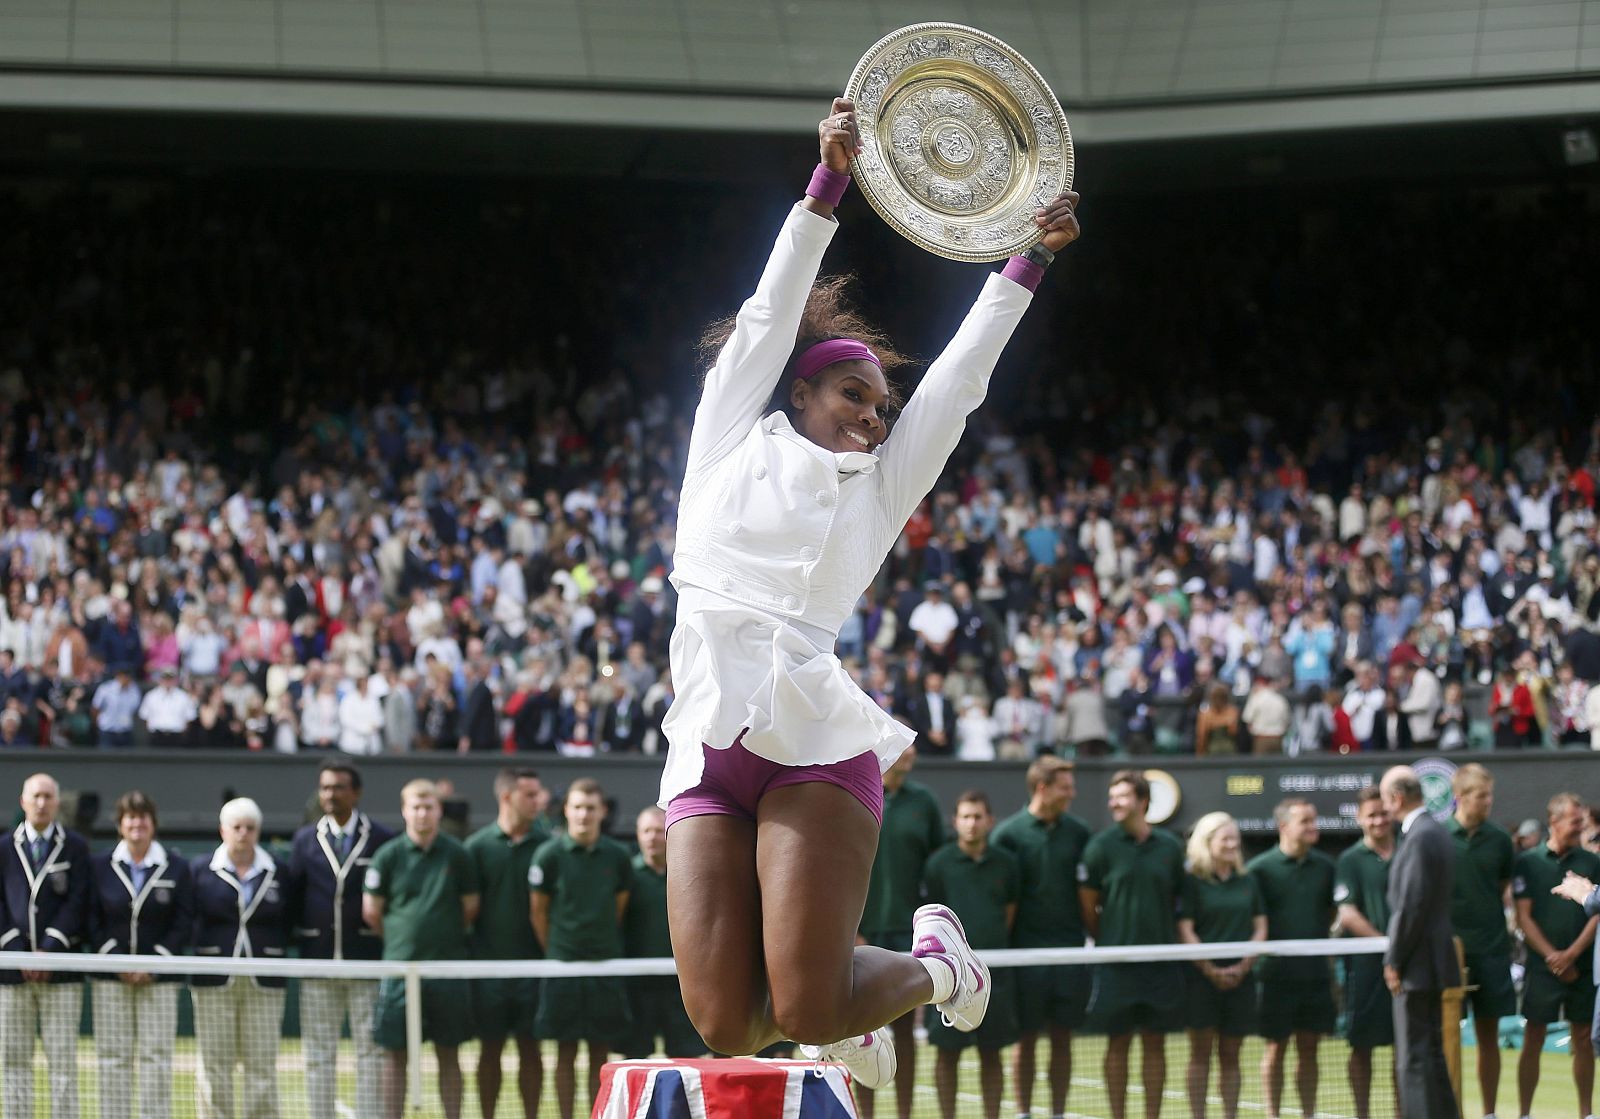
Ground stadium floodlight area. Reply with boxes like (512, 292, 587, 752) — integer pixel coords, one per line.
(10, 939, 1455, 1118)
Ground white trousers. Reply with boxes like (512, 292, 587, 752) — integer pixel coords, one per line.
(299, 978, 381, 1119)
(91, 980, 179, 1119)
(0, 982, 82, 1119)
(192, 981, 286, 1119)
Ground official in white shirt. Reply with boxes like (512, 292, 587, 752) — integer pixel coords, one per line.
(138, 669, 197, 747)
(338, 673, 386, 756)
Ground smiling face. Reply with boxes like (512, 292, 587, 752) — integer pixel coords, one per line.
(789, 360, 890, 454)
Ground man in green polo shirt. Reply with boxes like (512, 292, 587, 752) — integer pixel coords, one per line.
(992, 753, 1090, 1119)
(620, 805, 705, 1060)
(1247, 797, 1336, 1119)
(1446, 762, 1516, 1119)
(465, 767, 551, 1119)
(530, 777, 633, 1119)
(362, 779, 480, 1119)
(1078, 769, 1185, 1119)
(924, 791, 1019, 1119)
(858, 746, 944, 1119)
(1334, 786, 1395, 1119)
(1514, 791, 1600, 1119)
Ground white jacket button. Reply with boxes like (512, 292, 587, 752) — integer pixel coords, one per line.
(719, 575, 735, 590)
(815, 491, 831, 507)
(799, 546, 817, 561)
(728, 520, 742, 534)
(782, 595, 799, 611)
(753, 465, 767, 480)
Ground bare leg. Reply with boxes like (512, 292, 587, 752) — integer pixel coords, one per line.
(1013, 1032, 1040, 1117)
(1262, 1039, 1286, 1118)
(437, 1045, 463, 1119)
(1186, 1029, 1214, 1119)
(585, 1041, 609, 1114)
(555, 1040, 579, 1119)
(1140, 1031, 1166, 1119)
(1349, 1044, 1372, 1119)
(1106, 1033, 1133, 1119)
(478, 1036, 505, 1119)
(1292, 1031, 1319, 1118)
(382, 1052, 407, 1119)
(978, 1047, 1004, 1119)
(1218, 1035, 1244, 1119)
(935, 1049, 959, 1119)
(1518, 1022, 1545, 1118)
(515, 1036, 543, 1119)
(757, 783, 934, 1044)
(1474, 1008, 1502, 1117)
(1048, 1025, 1073, 1115)
(1575, 1041, 1595, 1117)
(667, 815, 780, 1055)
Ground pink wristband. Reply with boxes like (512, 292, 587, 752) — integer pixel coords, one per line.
(806, 164, 850, 208)
(1002, 255, 1045, 293)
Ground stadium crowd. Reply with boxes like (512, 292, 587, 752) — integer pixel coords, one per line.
(2, 178, 1600, 765)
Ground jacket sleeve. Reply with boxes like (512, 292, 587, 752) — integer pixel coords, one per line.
(0, 850, 19, 952)
(1384, 827, 1446, 977)
(877, 271, 1034, 528)
(283, 833, 309, 942)
(685, 204, 840, 476)
(156, 862, 196, 957)
(42, 835, 92, 951)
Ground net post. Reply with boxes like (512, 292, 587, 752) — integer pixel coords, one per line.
(1442, 935, 1466, 1119)
(405, 964, 424, 1115)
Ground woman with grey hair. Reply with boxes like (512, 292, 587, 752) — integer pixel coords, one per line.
(191, 797, 289, 1118)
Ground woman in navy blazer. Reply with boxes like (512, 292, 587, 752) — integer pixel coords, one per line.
(89, 791, 194, 1119)
(189, 797, 288, 1119)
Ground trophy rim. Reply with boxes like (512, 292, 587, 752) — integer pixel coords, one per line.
(844, 21, 1074, 264)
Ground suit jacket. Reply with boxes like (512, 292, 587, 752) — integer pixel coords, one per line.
(598, 697, 648, 754)
(191, 848, 289, 989)
(1385, 810, 1461, 991)
(285, 812, 395, 961)
(1367, 710, 1414, 752)
(89, 842, 194, 979)
(0, 823, 91, 984)
(460, 681, 499, 750)
(901, 691, 956, 755)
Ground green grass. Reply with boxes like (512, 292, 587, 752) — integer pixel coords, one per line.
(30, 1035, 1588, 1118)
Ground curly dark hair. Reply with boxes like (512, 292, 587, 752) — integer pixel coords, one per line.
(696, 273, 915, 419)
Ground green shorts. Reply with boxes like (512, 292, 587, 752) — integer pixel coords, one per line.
(1257, 974, 1337, 1040)
(373, 977, 473, 1051)
(472, 977, 540, 1041)
(535, 975, 633, 1044)
(927, 969, 1019, 1051)
(1342, 956, 1395, 1049)
(1013, 963, 1090, 1032)
(1183, 965, 1257, 1037)
(1088, 962, 1184, 1036)
(619, 977, 705, 1059)
(1521, 966, 1597, 1027)
(1461, 951, 1518, 1022)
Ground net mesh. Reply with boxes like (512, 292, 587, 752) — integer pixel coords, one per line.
(3, 942, 1559, 1119)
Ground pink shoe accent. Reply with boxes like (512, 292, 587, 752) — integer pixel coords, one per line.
(912, 935, 948, 957)
(859, 1033, 875, 1047)
(969, 963, 985, 993)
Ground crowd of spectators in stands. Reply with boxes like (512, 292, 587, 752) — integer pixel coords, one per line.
(1, 174, 1598, 761)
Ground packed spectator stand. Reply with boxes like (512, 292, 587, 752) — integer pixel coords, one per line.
(1, 175, 1598, 762)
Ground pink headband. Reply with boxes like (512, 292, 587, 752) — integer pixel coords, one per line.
(794, 338, 882, 381)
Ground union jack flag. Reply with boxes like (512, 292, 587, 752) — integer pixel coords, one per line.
(593, 1058, 858, 1119)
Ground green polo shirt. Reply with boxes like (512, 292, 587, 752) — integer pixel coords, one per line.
(1447, 816, 1514, 957)
(1179, 871, 1263, 946)
(1513, 843, 1600, 971)
(1334, 841, 1393, 933)
(1078, 824, 1184, 947)
(1246, 845, 1335, 981)
(861, 780, 946, 941)
(992, 808, 1090, 948)
(623, 854, 672, 959)
(465, 819, 551, 960)
(364, 831, 479, 962)
(530, 832, 633, 961)
(922, 841, 1019, 951)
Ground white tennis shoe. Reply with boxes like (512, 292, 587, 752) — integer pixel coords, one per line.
(799, 1026, 896, 1089)
(911, 903, 991, 1032)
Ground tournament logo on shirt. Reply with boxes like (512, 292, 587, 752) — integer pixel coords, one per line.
(363, 868, 381, 891)
(1412, 757, 1459, 822)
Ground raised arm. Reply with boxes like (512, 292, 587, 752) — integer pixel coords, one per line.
(683, 100, 859, 475)
(877, 191, 1079, 524)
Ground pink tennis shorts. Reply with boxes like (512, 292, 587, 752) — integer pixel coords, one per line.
(665, 735, 884, 829)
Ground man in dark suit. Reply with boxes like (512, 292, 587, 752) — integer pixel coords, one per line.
(457, 659, 499, 753)
(900, 671, 954, 756)
(1380, 765, 1460, 1118)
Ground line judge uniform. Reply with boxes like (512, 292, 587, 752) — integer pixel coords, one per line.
(0, 819, 91, 1119)
(191, 845, 289, 1119)
(1385, 806, 1460, 1118)
(287, 811, 394, 1119)
(89, 839, 195, 1119)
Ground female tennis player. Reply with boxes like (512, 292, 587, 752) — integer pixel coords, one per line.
(662, 95, 1080, 1086)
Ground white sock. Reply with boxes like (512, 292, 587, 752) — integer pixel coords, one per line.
(917, 952, 956, 1004)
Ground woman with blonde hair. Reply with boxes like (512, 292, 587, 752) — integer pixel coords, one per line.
(1177, 812, 1266, 1119)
